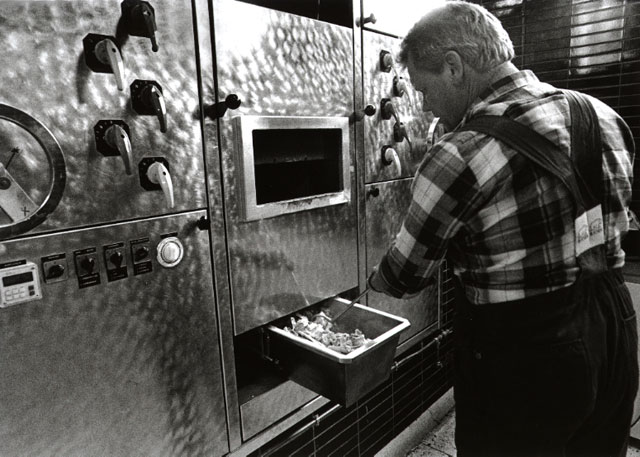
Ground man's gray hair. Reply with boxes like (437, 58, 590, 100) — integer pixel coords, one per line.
(398, 1, 514, 72)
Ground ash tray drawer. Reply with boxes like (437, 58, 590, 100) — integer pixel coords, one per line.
(267, 298, 410, 407)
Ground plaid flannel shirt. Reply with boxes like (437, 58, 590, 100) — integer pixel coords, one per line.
(373, 70, 635, 304)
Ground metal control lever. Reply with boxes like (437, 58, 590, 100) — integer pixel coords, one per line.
(393, 122, 407, 143)
(393, 76, 407, 97)
(83, 34, 126, 91)
(143, 85, 167, 133)
(381, 145, 402, 175)
(380, 98, 399, 122)
(393, 122, 412, 153)
(121, 0, 159, 52)
(204, 94, 242, 120)
(94, 120, 134, 175)
(104, 124, 133, 175)
(146, 161, 174, 208)
(356, 13, 377, 27)
(131, 80, 167, 133)
(380, 50, 394, 73)
(95, 39, 125, 90)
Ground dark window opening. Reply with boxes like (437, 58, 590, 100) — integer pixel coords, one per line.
(252, 128, 343, 204)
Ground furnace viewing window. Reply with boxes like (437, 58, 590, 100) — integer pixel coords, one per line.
(233, 116, 351, 221)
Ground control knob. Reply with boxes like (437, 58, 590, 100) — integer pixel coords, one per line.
(46, 264, 65, 280)
(109, 251, 124, 268)
(134, 246, 149, 261)
(80, 256, 96, 275)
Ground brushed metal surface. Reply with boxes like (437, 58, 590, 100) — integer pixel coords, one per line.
(362, 31, 436, 184)
(0, 211, 228, 457)
(0, 0, 206, 240)
(212, 0, 358, 335)
(353, 0, 368, 293)
(365, 179, 439, 344)
(240, 380, 318, 441)
(193, 0, 245, 450)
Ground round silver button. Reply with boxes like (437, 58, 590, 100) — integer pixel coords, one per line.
(156, 236, 184, 268)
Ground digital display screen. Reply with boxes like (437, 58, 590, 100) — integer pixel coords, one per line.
(2, 271, 33, 287)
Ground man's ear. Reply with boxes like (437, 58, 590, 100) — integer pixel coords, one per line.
(443, 50, 464, 83)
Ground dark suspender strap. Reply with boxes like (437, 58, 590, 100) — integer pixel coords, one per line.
(563, 90, 603, 208)
(458, 115, 585, 209)
(460, 94, 609, 274)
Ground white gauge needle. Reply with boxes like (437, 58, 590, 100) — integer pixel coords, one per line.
(0, 162, 38, 221)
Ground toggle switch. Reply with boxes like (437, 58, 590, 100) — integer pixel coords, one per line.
(121, 0, 159, 52)
(83, 34, 126, 91)
(131, 80, 167, 133)
(94, 120, 134, 175)
(138, 157, 174, 208)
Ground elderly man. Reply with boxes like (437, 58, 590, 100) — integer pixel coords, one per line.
(368, 2, 637, 456)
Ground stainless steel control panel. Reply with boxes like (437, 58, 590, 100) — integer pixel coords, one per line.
(0, 211, 229, 456)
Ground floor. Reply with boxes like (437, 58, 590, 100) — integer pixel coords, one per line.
(406, 410, 640, 457)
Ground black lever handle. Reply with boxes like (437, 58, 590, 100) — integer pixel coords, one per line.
(204, 94, 242, 120)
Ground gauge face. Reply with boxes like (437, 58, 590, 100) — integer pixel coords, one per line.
(0, 104, 66, 240)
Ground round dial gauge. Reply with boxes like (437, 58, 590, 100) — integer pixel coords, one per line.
(0, 104, 66, 239)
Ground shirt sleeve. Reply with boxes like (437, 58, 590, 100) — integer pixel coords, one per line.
(370, 133, 486, 298)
